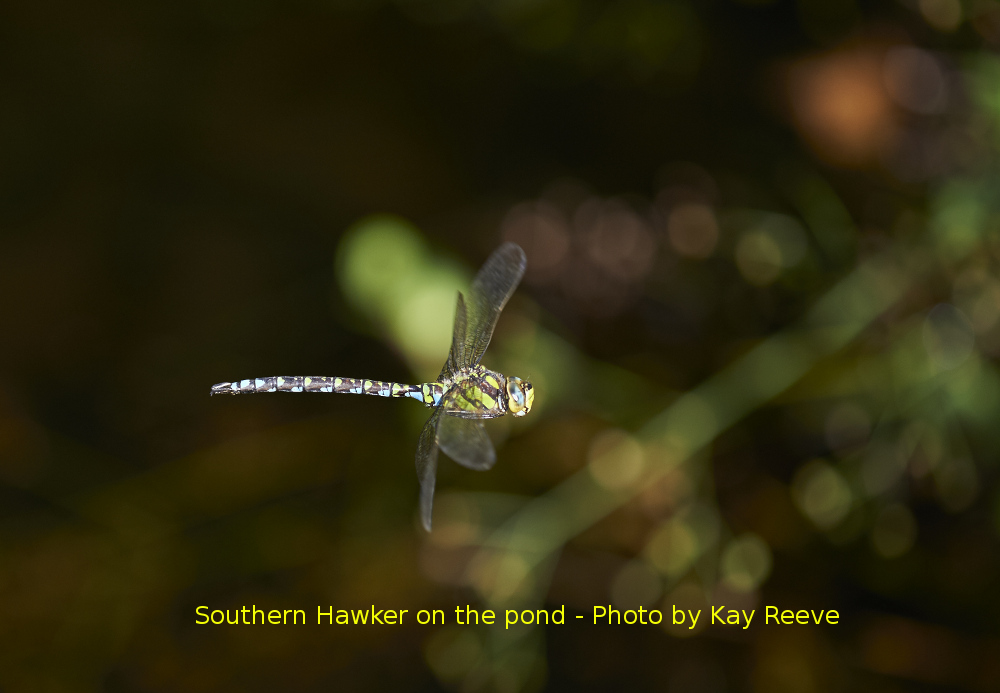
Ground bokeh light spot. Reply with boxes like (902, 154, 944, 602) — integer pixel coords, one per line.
(666, 203, 719, 258)
(661, 582, 710, 637)
(610, 559, 663, 609)
(646, 519, 698, 577)
(735, 213, 810, 286)
(582, 202, 656, 281)
(792, 459, 853, 530)
(394, 283, 462, 370)
(919, 0, 962, 32)
(883, 46, 948, 115)
(587, 428, 645, 490)
(338, 215, 424, 315)
(501, 201, 571, 283)
(469, 550, 531, 603)
(720, 533, 772, 592)
(789, 49, 894, 167)
(637, 467, 692, 518)
(735, 230, 783, 286)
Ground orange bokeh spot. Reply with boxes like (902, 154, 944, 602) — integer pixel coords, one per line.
(788, 48, 896, 168)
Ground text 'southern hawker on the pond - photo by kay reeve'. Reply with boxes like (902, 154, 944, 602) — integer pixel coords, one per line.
(211, 243, 534, 530)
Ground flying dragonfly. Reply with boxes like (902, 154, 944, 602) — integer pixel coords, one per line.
(210, 242, 534, 530)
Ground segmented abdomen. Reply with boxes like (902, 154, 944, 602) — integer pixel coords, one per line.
(210, 376, 424, 400)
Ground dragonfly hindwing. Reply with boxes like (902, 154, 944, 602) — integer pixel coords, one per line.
(437, 415, 496, 472)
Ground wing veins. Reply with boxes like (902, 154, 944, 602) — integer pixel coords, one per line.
(462, 243, 526, 369)
(415, 407, 444, 531)
(437, 414, 496, 471)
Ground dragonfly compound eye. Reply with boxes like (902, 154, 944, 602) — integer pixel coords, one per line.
(507, 377, 532, 417)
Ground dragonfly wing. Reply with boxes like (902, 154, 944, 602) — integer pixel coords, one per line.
(464, 243, 526, 368)
(438, 293, 468, 381)
(415, 407, 444, 531)
(437, 414, 496, 471)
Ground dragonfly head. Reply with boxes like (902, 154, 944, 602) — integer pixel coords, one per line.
(506, 377, 534, 417)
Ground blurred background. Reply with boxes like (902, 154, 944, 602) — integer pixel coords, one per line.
(3, 0, 1000, 690)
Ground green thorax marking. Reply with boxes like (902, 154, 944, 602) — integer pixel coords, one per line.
(432, 365, 507, 419)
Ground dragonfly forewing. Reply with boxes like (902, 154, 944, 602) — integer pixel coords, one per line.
(439, 293, 468, 381)
(463, 243, 526, 369)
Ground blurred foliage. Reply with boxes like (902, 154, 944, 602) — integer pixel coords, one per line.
(4, 0, 1000, 691)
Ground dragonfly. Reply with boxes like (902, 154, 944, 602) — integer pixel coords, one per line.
(210, 242, 534, 530)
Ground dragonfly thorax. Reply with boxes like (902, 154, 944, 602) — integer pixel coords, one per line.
(432, 365, 531, 420)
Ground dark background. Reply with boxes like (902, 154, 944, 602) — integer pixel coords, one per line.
(3, 0, 1000, 690)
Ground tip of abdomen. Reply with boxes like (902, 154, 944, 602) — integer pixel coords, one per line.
(210, 382, 237, 396)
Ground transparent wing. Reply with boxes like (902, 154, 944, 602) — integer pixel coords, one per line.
(415, 407, 444, 531)
(437, 414, 496, 471)
(438, 293, 468, 381)
(463, 243, 526, 368)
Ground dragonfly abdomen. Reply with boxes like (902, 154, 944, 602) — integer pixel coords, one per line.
(210, 376, 427, 401)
